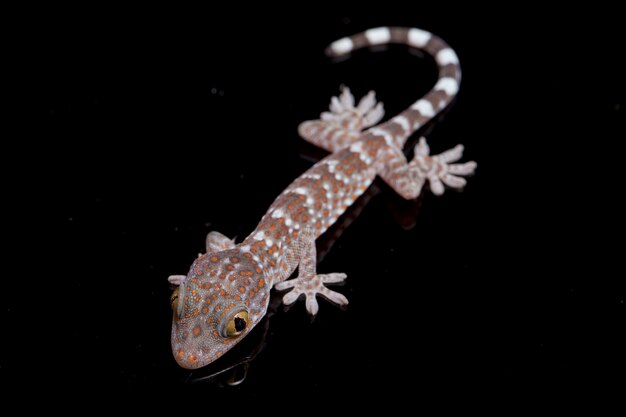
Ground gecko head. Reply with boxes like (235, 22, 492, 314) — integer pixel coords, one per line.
(170, 249, 271, 369)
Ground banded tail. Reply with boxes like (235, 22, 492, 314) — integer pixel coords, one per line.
(326, 26, 461, 150)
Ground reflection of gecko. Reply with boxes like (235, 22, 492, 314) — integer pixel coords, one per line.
(168, 27, 476, 369)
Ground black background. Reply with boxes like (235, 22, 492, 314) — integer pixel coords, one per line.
(4, 3, 624, 410)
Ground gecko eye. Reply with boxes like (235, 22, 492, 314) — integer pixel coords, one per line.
(221, 310, 249, 338)
(170, 287, 181, 315)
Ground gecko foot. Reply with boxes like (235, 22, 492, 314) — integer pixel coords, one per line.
(275, 273, 348, 315)
(298, 86, 385, 152)
(410, 137, 477, 196)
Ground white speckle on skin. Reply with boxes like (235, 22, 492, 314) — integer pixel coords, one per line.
(323, 159, 339, 173)
(285, 218, 293, 227)
(331, 37, 353, 54)
(436, 48, 459, 65)
(253, 231, 265, 240)
(271, 209, 284, 218)
(349, 142, 364, 153)
(302, 172, 321, 180)
(265, 238, 273, 247)
(434, 77, 459, 95)
(412, 99, 435, 117)
(369, 127, 394, 146)
(306, 197, 314, 205)
(365, 27, 391, 44)
(392, 115, 411, 132)
(408, 28, 431, 47)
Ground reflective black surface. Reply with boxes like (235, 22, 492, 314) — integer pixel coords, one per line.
(4, 5, 624, 408)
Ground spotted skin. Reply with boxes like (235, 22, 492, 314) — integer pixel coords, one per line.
(169, 27, 476, 369)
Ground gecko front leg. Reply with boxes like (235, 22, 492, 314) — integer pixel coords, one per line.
(167, 231, 236, 287)
(274, 228, 349, 315)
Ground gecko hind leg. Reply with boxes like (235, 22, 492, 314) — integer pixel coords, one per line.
(379, 137, 477, 199)
(298, 86, 385, 152)
(274, 228, 348, 315)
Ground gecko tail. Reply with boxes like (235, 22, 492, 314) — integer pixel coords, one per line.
(325, 27, 461, 149)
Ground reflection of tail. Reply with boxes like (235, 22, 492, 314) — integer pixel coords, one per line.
(326, 27, 461, 150)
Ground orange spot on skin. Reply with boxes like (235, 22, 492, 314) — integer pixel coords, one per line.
(219, 289, 225, 296)
(193, 326, 202, 337)
(293, 230, 299, 238)
(210, 256, 219, 262)
(245, 300, 250, 306)
(226, 265, 234, 271)
(277, 217, 284, 223)
(202, 306, 209, 314)
(258, 278, 265, 287)
(269, 260, 276, 267)
(249, 290, 255, 297)
(239, 286, 245, 293)
(243, 278, 250, 285)
(230, 257, 239, 263)
(239, 270, 253, 276)
(234, 294, 241, 300)
(255, 267, 262, 273)
(213, 330, 219, 337)
(176, 349, 184, 360)
(244, 253, 252, 258)
(219, 273, 226, 279)
(229, 275, 236, 281)
(188, 354, 198, 365)
(184, 313, 191, 319)
(193, 308, 199, 317)
(214, 305, 221, 312)
(315, 221, 322, 228)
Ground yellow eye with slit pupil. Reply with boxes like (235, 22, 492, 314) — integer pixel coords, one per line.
(170, 288, 180, 313)
(225, 310, 249, 338)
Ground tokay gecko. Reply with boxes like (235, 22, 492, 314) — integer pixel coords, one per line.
(168, 27, 477, 369)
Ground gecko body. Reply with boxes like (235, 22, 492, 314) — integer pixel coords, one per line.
(169, 27, 476, 369)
